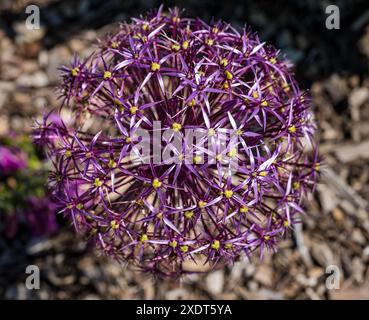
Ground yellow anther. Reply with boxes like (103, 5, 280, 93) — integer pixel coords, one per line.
(184, 211, 194, 219)
(193, 155, 202, 164)
(171, 43, 181, 51)
(172, 122, 182, 132)
(76, 203, 84, 210)
(136, 198, 144, 206)
(129, 106, 138, 115)
(208, 128, 216, 137)
(110, 220, 119, 229)
(125, 136, 132, 143)
(267, 82, 274, 92)
(240, 206, 249, 213)
(169, 240, 178, 248)
(283, 220, 290, 227)
(224, 243, 233, 249)
(224, 189, 233, 199)
(103, 71, 112, 80)
(114, 99, 122, 107)
(261, 99, 268, 107)
(314, 163, 320, 171)
(212, 27, 219, 34)
(252, 91, 259, 99)
(283, 83, 290, 92)
(180, 245, 189, 253)
(108, 159, 117, 168)
(220, 58, 228, 67)
(64, 150, 72, 158)
(227, 148, 237, 158)
(269, 57, 277, 64)
(211, 240, 220, 250)
(142, 23, 149, 31)
(224, 70, 233, 80)
(236, 129, 243, 136)
(111, 41, 119, 49)
(71, 67, 79, 76)
(178, 153, 184, 161)
(288, 125, 297, 134)
(187, 98, 196, 107)
(292, 182, 300, 190)
(205, 38, 214, 46)
(172, 16, 180, 24)
(152, 178, 162, 189)
(259, 171, 268, 177)
(150, 62, 160, 72)
(182, 40, 189, 50)
(264, 235, 270, 241)
(140, 234, 148, 242)
(223, 82, 229, 89)
(215, 154, 223, 162)
(94, 178, 103, 187)
(198, 200, 207, 209)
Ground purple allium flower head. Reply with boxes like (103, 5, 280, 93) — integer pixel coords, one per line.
(0, 146, 27, 176)
(34, 7, 319, 276)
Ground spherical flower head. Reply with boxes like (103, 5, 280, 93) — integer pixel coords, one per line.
(34, 6, 319, 277)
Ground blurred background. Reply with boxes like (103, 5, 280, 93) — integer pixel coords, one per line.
(0, 0, 369, 299)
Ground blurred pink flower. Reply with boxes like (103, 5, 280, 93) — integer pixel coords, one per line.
(0, 146, 27, 176)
